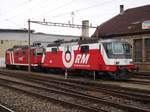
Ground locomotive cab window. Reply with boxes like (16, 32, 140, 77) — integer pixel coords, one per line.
(51, 48, 57, 53)
(34, 48, 43, 56)
(22, 49, 26, 55)
(99, 44, 101, 52)
(103, 42, 131, 59)
(15, 50, 19, 56)
(80, 45, 89, 53)
(8, 48, 13, 52)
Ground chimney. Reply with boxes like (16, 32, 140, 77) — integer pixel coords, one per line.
(120, 5, 124, 15)
(81, 20, 89, 39)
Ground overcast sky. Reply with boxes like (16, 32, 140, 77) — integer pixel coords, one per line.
(0, 0, 150, 36)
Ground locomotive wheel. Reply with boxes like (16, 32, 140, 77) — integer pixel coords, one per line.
(97, 70, 130, 80)
(109, 69, 130, 80)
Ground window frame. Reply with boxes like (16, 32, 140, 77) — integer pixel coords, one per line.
(51, 47, 58, 53)
(80, 45, 89, 53)
(145, 38, 150, 62)
(133, 39, 142, 62)
(22, 49, 26, 55)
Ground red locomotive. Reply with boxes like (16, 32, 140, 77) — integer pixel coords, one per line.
(5, 39, 135, 79)
(5, 45, 44, 69)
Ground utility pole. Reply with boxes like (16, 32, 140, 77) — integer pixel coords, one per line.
(28, 19, 31, 72)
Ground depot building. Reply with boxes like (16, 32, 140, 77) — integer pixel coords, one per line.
(92, 5, 150, 71)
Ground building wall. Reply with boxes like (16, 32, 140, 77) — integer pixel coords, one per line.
(0, 40, 28, 67)
(131, 34, 150, 71)
(0, 32, 79, 58)
(0, 40, 28, 57)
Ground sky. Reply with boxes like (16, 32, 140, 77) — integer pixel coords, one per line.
(0, 0, 150, 36)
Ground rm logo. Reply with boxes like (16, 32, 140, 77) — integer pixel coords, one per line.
(75, 54, 90, 64)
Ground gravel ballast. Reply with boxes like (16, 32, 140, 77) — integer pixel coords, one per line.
(0, 86, 84, 112)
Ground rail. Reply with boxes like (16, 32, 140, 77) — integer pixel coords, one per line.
(0, 104, 14, 112)
(0, 70, 150, 112)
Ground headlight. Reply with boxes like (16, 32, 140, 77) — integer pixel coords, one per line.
(115, 61, 120, 65)
(130, 61, 133, 64)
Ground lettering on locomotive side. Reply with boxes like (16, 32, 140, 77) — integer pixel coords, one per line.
(75, 54, 90, 64)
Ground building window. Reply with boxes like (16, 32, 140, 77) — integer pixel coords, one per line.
(134, 39, 142, 62)
(145, 38, 150, 62)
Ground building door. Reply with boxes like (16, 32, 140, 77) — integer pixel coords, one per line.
(145, 38, 150, 62)
(134, 39, 142, 62)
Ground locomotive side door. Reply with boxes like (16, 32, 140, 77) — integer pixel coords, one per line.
(50, 47, 58, 67)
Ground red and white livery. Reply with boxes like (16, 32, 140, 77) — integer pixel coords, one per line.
(42, 39, 135, 79)
(5, 39, 135, 79)
(5, 45, 43, 69)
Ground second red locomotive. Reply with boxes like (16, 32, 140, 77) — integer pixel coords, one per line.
(5, 45, 43, 69)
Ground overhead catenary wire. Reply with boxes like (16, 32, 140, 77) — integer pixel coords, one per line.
(0, 0, 28, 16)
(0, 0, 113, 30)
(0, 0, 49, 21)
(0, 0, 73, 23)
(1, 0, 113, 21)
(31, 0, 75, 19)
(50, 0, 114, 19)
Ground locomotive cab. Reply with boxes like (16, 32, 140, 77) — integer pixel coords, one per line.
(101, 41, 134, 79)
(103, 42, 131, 59)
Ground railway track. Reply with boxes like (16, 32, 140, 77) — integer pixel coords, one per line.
(0, 78, 103, 112)
(0, 104, 14, 112)
(0, 76, 149, 112)
(0, 70, 150, 112)
(132, 71, 150, 80)
(1, 70, 150, 103)
(29, 78, 150, 100)
(128, 78, 150, 85)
